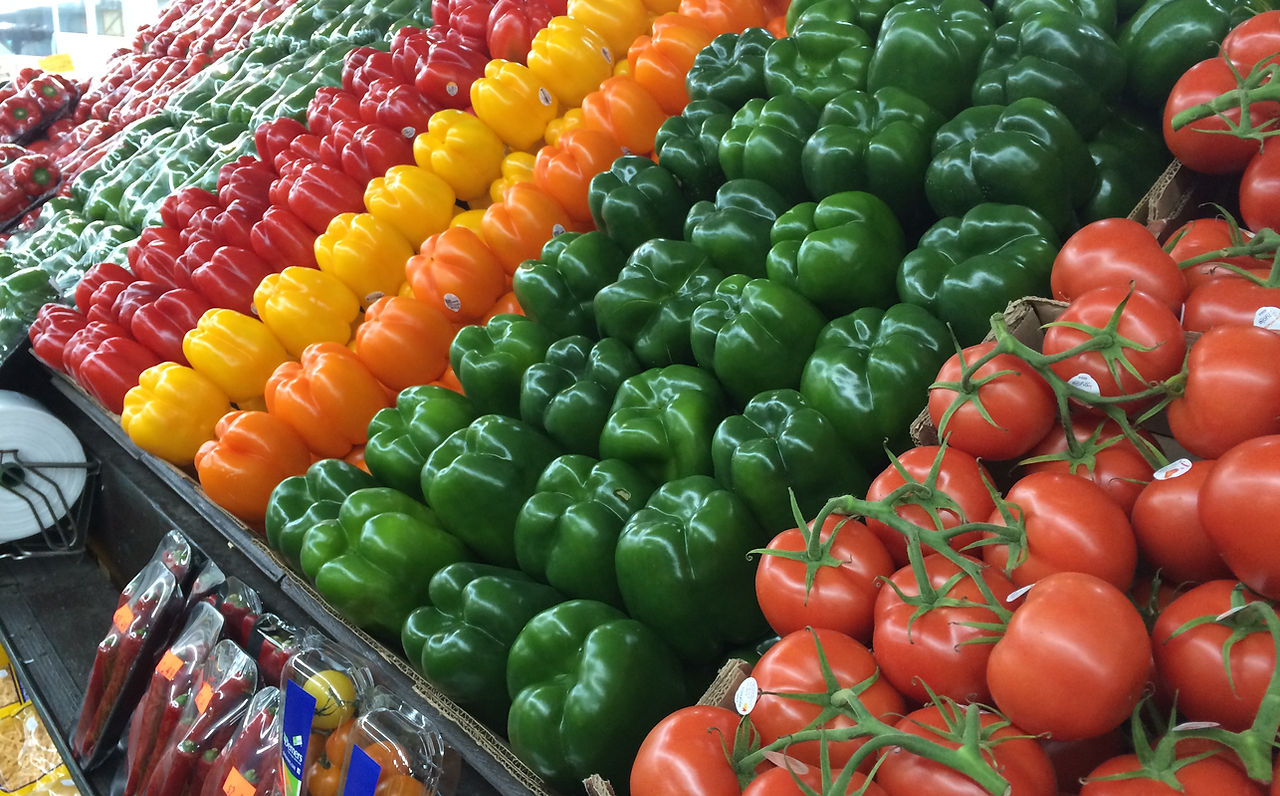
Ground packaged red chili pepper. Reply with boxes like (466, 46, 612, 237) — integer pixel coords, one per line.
(119, 530, 203, 609)
(332, 701, 457, 796)
(122, 601, 225, 796)
(211, 577, 263, 647)
(198, 686, 282, 796)
(244, 613, 302, 688)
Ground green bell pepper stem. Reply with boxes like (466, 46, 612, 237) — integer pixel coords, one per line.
(365, 385, 478, 499)
(686, 28, 774, 108)
(587, 156, 691, 253)
(451, 314, 557, 419)
(513, 231, 627, 340)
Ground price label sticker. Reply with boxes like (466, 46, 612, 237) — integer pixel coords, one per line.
(538, 87, 552, 106)
(113, 604, 134, 632)
(224, 767, 256, 796)
(196, 682, 214, 714)
(446, 81, 458, 97)
(1154, 458, 1194, 481)
(1068, 373, 1101, 395)
(551, 223, 566, 236)
(1254, 306, 1280, 330)
(156, 652, 184, 681)
(443, 293, 462, 313)
(734, 676, 759, 715)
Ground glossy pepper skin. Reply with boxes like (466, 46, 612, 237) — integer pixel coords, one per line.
(130, 289, 211, 366)
(520, 336, 642, 457)
(470, 60, 559, 152)
(686, 28, 774, 108)
(718, 95, 820, 205)
(800, 303, 951, 463)
(353, 295, 456, 393)
(363, 165, 456, 247)
(690, 275, 827, 406)
(29, 303, 87, 372)
(450, 314, 557, 418)
(63, 322, 161, 415)
(488, 151, 537, 204)
(1082, 111, 1167, 223)
(974, 11, 1125, 136)
(599, 364, 729, 483)
(505, 599, 686, 790)
(765, 190, 907, 318)
(252, 267, 361, 358)
(594, 238, 726, 367)
(301, 487, 471, 641)
(527, 16, 615, 108)
(627, 13, 716, 115)
(193, 410, 313, 528)
(264, 459, 377, 568)
(401, 563, 562, 728)
(654, 99, 734, 203)
(801, 87, 945, 230)
(786, 0, 897, 37)
(762, 9, 872, 110)
(365, 385, 478, 499)
(182, 309, 290, 406)
(897, 202, 1061, 345)
(413, 109, 505, 203)
(315, 212, 415, 310)
(408, 226, 506, 326)
(514, 454, 653, 608)
(532, 127, 625, 223)
(684, 178, 791, 278)
(481, 182, 581, 277)
(615, 475, 768, 661)
(587, 156, 691, 254)
(867, 0, 995, 118)
(579, 75, 668, 157)
(926, 97, 1096, 235)
(121, 362, 232, 464)
(422, 414, 561, 568)
(992, 0, 1117, 33)
(513, 231, 627, 339)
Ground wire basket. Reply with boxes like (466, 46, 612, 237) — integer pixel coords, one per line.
(0, 448, 101, 560)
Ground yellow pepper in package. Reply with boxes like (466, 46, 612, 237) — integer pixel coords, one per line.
(567, 0, 652, 56)
(364, 164, 457, 246)
(489, 151, 537, 204)
(183, 309, 291, 405)
(314, 212, 414, 309)
(121, 362, 233, 464)
(253, 266, 361, 358)
(528, 17, 616, 108)
(412, 110, 505, 204)
(471, 60, 560, 152)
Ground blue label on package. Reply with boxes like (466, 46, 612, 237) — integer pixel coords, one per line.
(281, 679, 318, 796)
(342, 745, 382, 796)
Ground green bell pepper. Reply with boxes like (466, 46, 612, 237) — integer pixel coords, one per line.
(450, 314, 557, 418)
(713, 389, 870, 533)
(897, 202, 1060, 345)
(514, 454, 654, 608)
(718, 95, 820, 205)
(765, 190, 906, 319)
(926, 97, 1096, 234)
(801, 87, 945, 229)
(993, 0, 1117, 34)
(300, 487, 471, 640)
(786, 0, 899, 37)
(264, 458, 376, 567)
(684, 178, 791, 278)
(1082, 111, 1169, 222)
(513, 231, 627, 341)
(690, 275, 827, 407)
(422, 414, 561, 568)
(763, 6, 873, 110)
(593, 238, 726, 367)
(0, 268, 56, 320)
(653, 99, 734, 202)
(616, 475, 768, 661)
(867, 0, 995, 117)
(401, 562, 562, 728)
(685, 28, 774, 108)
(974, 11, 1126, 136)
(599, 364, 729, 483)
(1118, 0, 1257, 111)
(799, 303, 951, 463)
(587, 156, 691, 253)
(519, 335, 642, 457)
(506, 599, 686, 790)
(364, 385, 478, 499)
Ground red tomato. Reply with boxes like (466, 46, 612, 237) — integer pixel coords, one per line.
(1241, 137, 1280, 233)
(1021, 416, 1159, 515)
(987, 571, 1152, 741)
(1042, 286, 1186, 416)
(1130, 459, 1232, 584)
(983, 471, 1137, 591)
(750, 628, 905, 770)
(1166, 326, 1280, 458)
(630, 705, 750, 796)
(872, 553, 1015, 704)
(1166, 217, 1271, 292)
(927, 342, 1057, 461)
(864, 446, 996, 568)
(1050, 218, 1187, 312)
(1163, 57, 1276, 174)
(1152, 580, 1275, 731)
(1041, 730, 1129, 796)
(755, 514, 894, 643)
(1080, 752, 1265, 795)
(1182, 275, 1280, 332)
(1222, 10, 1280, 72)
(1200, 435, 1280, 598)
(875, 704, 1056, 796)
(740, 764, 885, 796)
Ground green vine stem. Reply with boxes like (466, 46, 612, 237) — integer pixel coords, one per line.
(1168, 59, 1280, 140)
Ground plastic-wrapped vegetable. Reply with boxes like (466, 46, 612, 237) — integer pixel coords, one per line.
(198, 686, 283, 796)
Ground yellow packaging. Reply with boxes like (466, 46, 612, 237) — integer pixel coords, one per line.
(0, 649, 75, 795)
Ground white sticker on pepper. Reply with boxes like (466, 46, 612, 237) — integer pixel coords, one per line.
(1068, 373, 1101, 395)
(446, 82, 458, 97)
(443, 293, 462, 313)
(734, 676, 759, 715)
(538, 87, 552, 106)
(1254, 306, 1280, 330)
(1154, 458, 1193, 480)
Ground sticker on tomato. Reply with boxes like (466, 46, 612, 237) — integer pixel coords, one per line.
(1254, 306, 1280, 330)
(1068, 373, 1101, 395)
(1154, 458, 1194, 480)
(734, 676, 759, 715)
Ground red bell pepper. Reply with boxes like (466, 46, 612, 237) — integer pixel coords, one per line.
(216, 156, 274, 218)
(253, 117, 306, 169)
(319, 119, 362, 169)
(415, 32, 489, 109)
(131, 288, 212, 365)
(250, 206, 318, 268)
(305, 87, 362, 138)
(446, 0, 497, 47)
(27, 74, 76, 114)
(0, 143, 28, 166)
(159, 187, 221, 232)
(278, 132, 325, 170)
(133, 228, 195, 291)
(341, 47, 379, 96)
(75, 262, 133, 314)
(10, 153, 59, 197)
(358, 78, 396, 126)
(343, 48, 396, 98)
(86, 279, 132, 325)
(376, 82, 438, 139)
(176, 238, 219, 285)
(339, 123, 415, 183)
(212, 200, 260, 249)
(390, 24, 425, 56)
(112, 280, 169, 330)
(267, 160, 302, 208)
(192, 246, 276, 314)
(64, 322, 162, 413)
(29, 303, 89, 372)
(287, 161, 365, 234)
(393, 29, 435, 83)
(1, 93, 42, 138)
(180, 205, 222, 246)
(487, 0, 565, 62)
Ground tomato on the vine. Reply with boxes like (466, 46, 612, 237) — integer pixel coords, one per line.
(928, 342, 1057, 462)
(1166, 327, 1280, 458)
(1200, 435, 1280, 599)
(1130, 459, 1233, 584)
(630, 705, 751, 796)
(1166, 217, 1271, 291)
(740, 764, 886, 796)
(1163, 57, 1276, 174)
(1080, 752, 1265, 795)
(1182, 275, 1280, 332)
(1050, 218, 1187, 311)
(1222, 10, 1280, 72)
(987, 571, 1152, 741)
(1239, 136, 1280, 232)
(1021, 416, 1159, 515)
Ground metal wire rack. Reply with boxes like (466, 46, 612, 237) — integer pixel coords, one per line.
(0, 447, 100, 560)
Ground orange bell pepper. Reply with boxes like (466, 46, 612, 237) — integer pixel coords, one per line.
(412, 110, 506, 204)
(543, 109, 584, 148)
(265, 342, 392, 459)
(627, 14, 714, 115)
(406, 226, 506, 325)
(344, 445, 370, 473)
(567, 0, 651, 57)
(194, 410, 313, 528)
(679, 0, 767, 35)
(481, 182, 583, 276)
(352, 295, 456, 392)
(363, 164, 457, 246)
(433, 365, 463, 394)
(643, 0, 682, 12)
(253, 266, 361, 357)
(767, 12, 786, 37)
(528, 17, 616, 108)
(486, 291, 524, 321)
(471, 60, 560, 152)
(489, 151, 537, 204)
(183, 309, 291, 404)
(580, 74, 669, 156)
(533, 127, 625, 222)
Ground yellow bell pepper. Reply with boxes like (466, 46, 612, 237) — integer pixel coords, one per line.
(364, 164, 457, 246)
(489, 151, 537, 204)
(643, 0, 681, 13)
(568, 0, 652, 56)
(253, 266, 361, 358)
(451, 208, 488, 234)
(471, 60, 560, 152)
(412, 111, 505, 204)
(543, 108, 584, 148)
(528, 17, 616, 109)
(314, 212, 414, 309)
(121, 362, 233, 464)
(183, 309, 291, 404)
